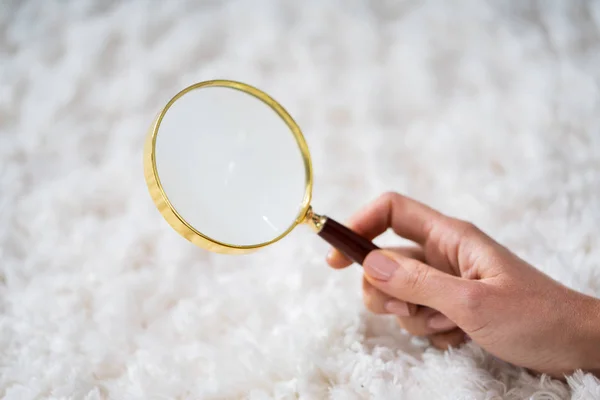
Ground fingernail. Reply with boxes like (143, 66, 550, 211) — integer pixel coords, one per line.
(427, 313, 456, 331)
(363, 251, 398, 281)
(385, 300, 411, 317)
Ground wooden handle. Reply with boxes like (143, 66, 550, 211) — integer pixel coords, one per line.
(317, 216, 379, 265)
(317, 216, 418, 315)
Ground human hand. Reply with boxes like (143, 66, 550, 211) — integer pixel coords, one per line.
(327, 192, 600, 378)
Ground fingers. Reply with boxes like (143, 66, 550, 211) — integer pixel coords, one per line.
(363, 277, 418, 316)
(364, 277, 458, 335)
(326, 192, 495, 271)
(429, 328, 467, 350)
(327, 248, 353, 269)
(342, 191, 446, 243)
(326, 192, 454, 268)
(396, 309, 458, 336)
(328, 243, 424, 270)
(426, 312, 458, 332)
(363, 249, 474, 322)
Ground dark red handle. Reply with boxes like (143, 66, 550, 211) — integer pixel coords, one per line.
(318, 216, 418, 315)
(317, 216, 379, 265)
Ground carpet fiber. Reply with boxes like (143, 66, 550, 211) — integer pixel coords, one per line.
(2, 1, 600, 398)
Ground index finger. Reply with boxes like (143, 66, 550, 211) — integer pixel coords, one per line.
(326, 192, 447, 268)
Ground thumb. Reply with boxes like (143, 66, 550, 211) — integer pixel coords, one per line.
(363, 250, 475, 321)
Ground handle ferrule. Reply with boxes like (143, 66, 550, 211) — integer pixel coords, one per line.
(304, 207, 327, 232)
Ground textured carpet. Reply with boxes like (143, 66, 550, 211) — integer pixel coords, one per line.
(2, 1, 600, 398)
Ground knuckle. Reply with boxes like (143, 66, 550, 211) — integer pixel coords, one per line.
(458, 282, 487, 312)
(379, 191, 404, 209)
(404, 261, 430, 292)
(454, 219, 481, 238)
(422, 217, 436, 239)
(380, 191, 400, 202)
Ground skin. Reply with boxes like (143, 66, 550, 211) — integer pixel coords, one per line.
(327, 192, 600, 378)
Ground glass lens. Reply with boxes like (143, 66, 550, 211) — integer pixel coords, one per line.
(154, 85, 308, 246)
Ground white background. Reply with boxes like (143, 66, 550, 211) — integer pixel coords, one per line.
(1, 1, 599, 398)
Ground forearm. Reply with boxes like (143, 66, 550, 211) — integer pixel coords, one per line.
(576, 295, 600, 376)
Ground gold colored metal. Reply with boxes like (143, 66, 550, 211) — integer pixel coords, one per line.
(144, 79, 314, 254)
(304, 206, 327, 233)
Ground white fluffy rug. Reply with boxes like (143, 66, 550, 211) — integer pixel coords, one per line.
(2, 1, 600, 398)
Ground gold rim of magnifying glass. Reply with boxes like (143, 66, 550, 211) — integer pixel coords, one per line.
(143, 79, 314, 254)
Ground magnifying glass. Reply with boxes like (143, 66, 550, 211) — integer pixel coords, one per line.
(143, 80, 379, 265)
